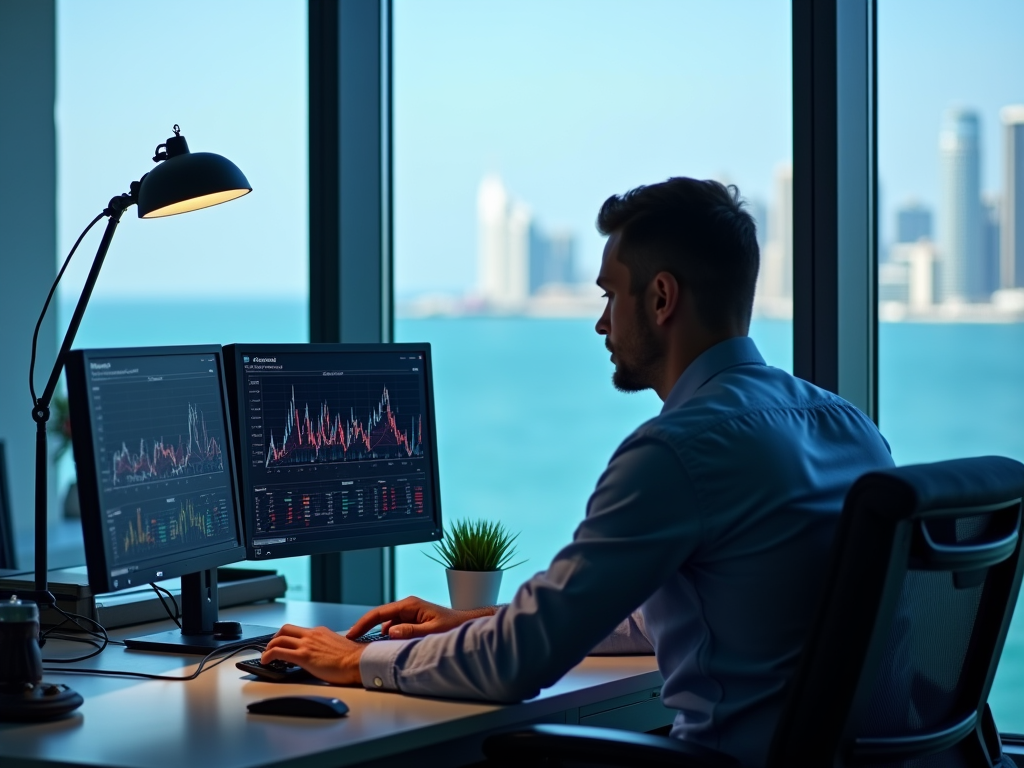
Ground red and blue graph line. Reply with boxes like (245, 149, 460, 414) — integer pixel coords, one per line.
(112, 404, 224, 486)
(266, 385, 422, 467)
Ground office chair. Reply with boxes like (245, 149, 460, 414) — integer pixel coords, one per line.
(483, 456, 1024, 768)
(0, 441, 15, 569)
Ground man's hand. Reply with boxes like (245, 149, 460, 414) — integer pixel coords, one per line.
(346, 596, 497, 641)
(262, 624, 366, 685)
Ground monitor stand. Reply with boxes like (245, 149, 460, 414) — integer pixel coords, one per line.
(123, 569, 278, 655)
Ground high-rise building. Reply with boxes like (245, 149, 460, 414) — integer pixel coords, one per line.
(891, 240, 938, 310)
(938, 108, 985, 302)
(1002, 105, 1024, 288)
(746, 198, 768, 254)
(478, 174, 510, 303)
(506, 201, 532, 303)
(758, 163, 793, 307)
(529, 227, 575, 293)
(982, 194, 1001, 299)
(476, 175, 531, 305)
(895, 201, 933, 243)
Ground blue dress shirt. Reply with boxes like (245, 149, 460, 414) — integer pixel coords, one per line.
(360, 336, 894, 767)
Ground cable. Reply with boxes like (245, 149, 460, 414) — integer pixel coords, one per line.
(29, 211, 106, 405)
(150, 583, 182, 628)
(41, 603, 111, 663)
(42, 642, 267, 682)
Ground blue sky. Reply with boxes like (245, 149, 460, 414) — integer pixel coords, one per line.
(54, 0, 1024, 300)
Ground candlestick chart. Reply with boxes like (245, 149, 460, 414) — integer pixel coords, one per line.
(109, 493, 232, 566)
(263, 380, 424, 468)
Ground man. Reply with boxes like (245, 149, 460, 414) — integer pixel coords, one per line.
(262, 177, 894, 767)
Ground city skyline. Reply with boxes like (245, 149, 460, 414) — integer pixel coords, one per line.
(404, 101, 1024, 320)
(51, 1, 1024, 308)
(879, 103, 1024, 320)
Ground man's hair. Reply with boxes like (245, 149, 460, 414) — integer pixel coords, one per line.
(596, 177, 760, 331)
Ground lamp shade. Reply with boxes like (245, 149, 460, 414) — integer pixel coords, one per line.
(137, 147, 251, 219)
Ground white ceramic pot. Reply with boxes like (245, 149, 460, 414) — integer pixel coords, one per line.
(445, 568, 503, 610)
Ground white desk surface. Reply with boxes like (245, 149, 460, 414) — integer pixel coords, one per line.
(0, 600, 665, 768)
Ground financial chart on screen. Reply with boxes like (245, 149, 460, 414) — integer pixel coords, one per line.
(76, 351, 240, 588)
(227, 344, 442, 560)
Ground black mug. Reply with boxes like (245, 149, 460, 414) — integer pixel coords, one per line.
(0, 596, 43, 692)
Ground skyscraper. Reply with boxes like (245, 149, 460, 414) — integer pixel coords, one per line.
(746, 198, 767, 254)
(506, 201, 531, 303)
(476, 174, 531, 305)
(758, 163, 792, 307)
(478, 174, 510, 303)
(1002, 105, 1024, 288)
(938, 108, 984, 302)
(895, 201, 933, 243)
(982, 194, 1001, 298)
(529, 227, 575, 293)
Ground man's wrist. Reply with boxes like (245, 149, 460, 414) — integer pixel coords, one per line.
(462, 605, 501, 619)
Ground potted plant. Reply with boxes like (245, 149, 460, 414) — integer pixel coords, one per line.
(427, 519, 525, 610)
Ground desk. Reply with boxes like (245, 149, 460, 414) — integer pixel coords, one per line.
(0, 600, 669, 768)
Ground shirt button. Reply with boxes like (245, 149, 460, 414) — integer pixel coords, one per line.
(373, 677, 383, 688)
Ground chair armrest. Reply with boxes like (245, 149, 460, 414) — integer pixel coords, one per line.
(482, 724, 741, 768)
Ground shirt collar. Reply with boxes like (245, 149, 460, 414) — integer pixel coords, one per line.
(661, 336, 766, 413)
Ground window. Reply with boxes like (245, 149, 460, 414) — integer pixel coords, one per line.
(392, 0, 792, 604)
(878, 0, 1024, 732)
(55, 0, 310, 597)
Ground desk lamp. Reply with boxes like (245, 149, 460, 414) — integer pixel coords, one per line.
(7, 126, 250, 720)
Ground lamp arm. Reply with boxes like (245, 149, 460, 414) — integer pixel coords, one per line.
(34, 188, 138, 411)
(29, 184, 138, 602)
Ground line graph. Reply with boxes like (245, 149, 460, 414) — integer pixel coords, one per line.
(263, 381, 424, 468)
(112, 403, 224, 486)
(89, 364, 229, 493)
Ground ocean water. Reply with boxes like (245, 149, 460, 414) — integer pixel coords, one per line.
(62, 299, 1024, 732)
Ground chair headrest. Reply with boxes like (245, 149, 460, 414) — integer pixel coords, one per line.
(849, 456, 1024, 521)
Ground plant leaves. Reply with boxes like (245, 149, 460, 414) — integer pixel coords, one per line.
(425, 518, 525, 571)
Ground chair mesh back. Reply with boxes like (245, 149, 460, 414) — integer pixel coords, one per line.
(858, 570, 984, 735)
(855, 508, 1009, 768)
(768, 459, 1024, 768)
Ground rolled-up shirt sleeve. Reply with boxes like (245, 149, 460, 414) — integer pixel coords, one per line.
(358, 437, 700, 702)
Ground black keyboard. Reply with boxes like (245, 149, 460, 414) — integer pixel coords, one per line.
(237, 632, 389, 681)
(236, 657, 315, 683)
(354, 630, 390, 643)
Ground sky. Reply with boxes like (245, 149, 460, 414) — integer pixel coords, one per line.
(56, 0, 308, 301)
(878, 0, 1024, 239)
(54, 0, 1024, 301)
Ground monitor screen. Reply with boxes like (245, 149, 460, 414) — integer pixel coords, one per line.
(225, 343, 443, 560)
(66, 346, 245, 594)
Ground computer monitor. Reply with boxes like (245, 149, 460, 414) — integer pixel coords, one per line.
(224, 343, 443, 561)
(65, 345, 276, 653)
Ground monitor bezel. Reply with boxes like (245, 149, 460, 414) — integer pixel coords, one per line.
(224, 342, 444, 560)
(66, 344, 247, 594)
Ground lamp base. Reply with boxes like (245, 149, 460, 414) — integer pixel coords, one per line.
(0, 682, 83, 722)
(0, 590, 56, 606)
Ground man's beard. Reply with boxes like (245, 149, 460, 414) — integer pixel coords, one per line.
(608, 303, 662, 393)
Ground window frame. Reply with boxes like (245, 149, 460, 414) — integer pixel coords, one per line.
(309, 0, 880, 603)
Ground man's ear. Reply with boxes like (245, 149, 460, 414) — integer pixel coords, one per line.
(651, 271, 680, 326)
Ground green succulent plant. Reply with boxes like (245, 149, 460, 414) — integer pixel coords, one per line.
(426, 519, 525, 572)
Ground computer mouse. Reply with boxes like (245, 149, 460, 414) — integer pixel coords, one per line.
(247, 695, 349, 718)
